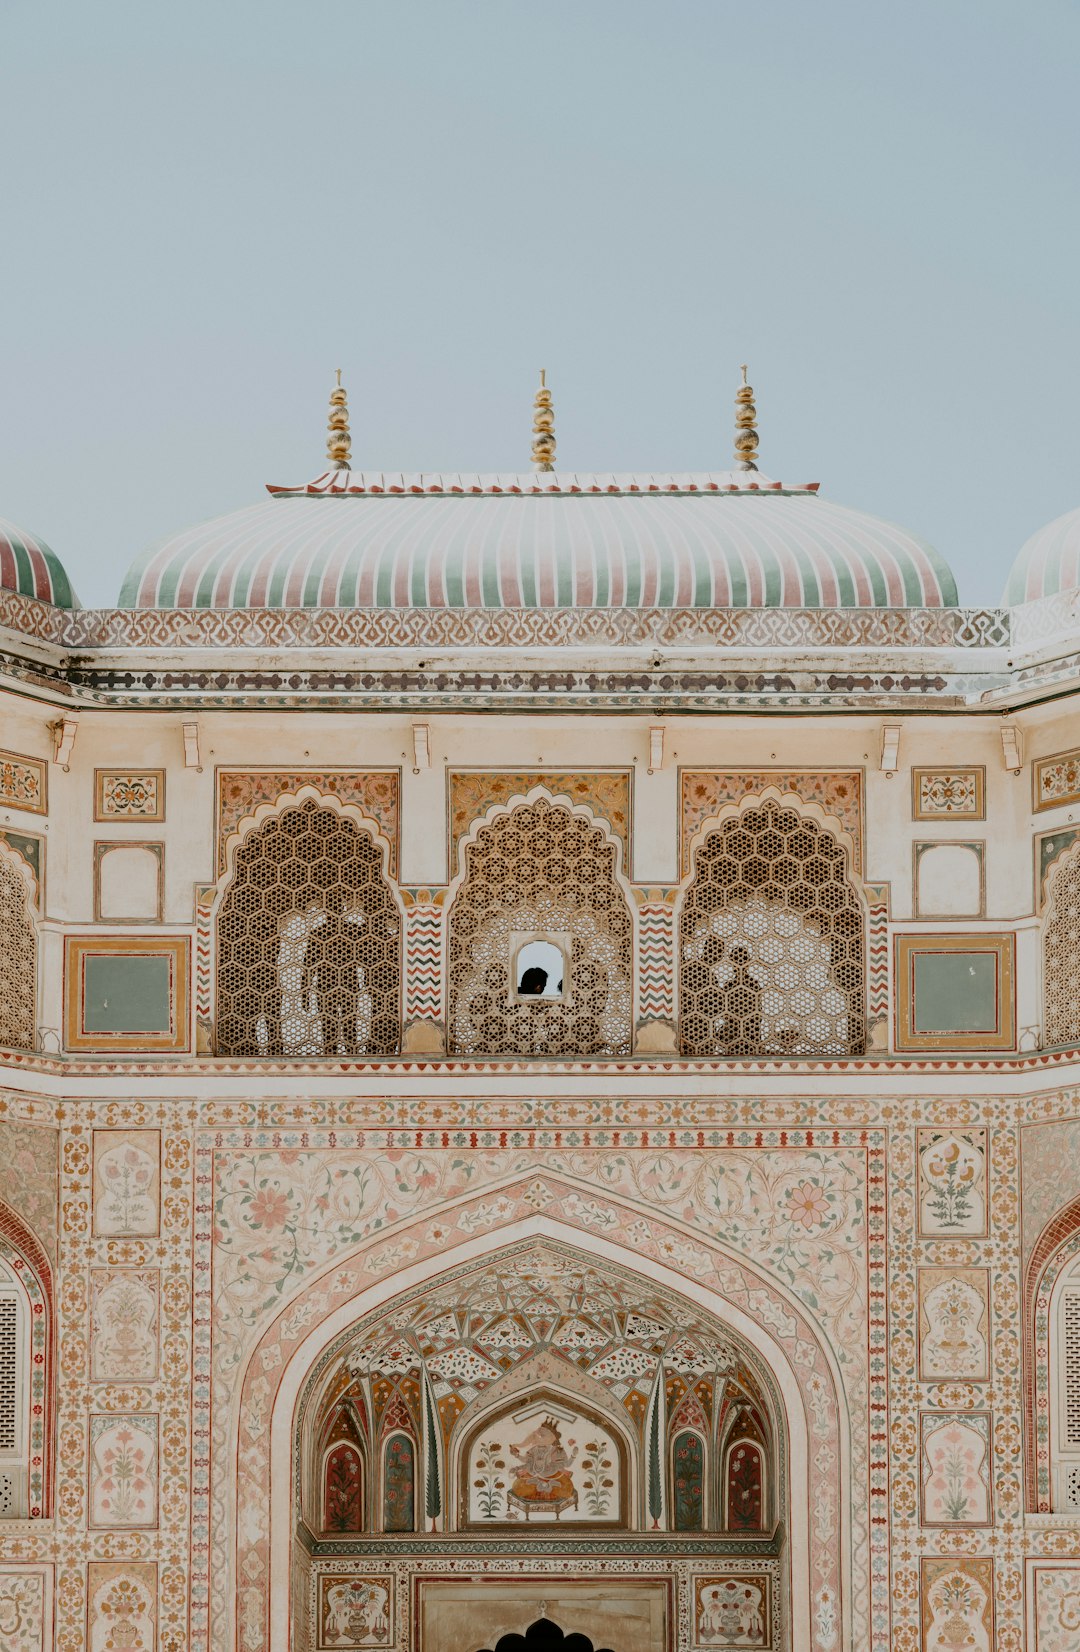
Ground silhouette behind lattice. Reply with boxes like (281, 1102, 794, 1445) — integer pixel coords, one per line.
(680, 800, 865, 1057)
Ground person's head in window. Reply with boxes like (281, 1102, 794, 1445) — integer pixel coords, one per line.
(518, 966, 549, 996)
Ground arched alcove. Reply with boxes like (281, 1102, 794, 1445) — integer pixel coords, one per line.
(679, 795, 866, 1057)
(446, 793, 634, 1056)
(214, 793, 402, 1057)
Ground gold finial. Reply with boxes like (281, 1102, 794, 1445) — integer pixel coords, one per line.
(531, 368, 556, 471)
(327, 369, 352, 471)
(733, 363, 759, 471)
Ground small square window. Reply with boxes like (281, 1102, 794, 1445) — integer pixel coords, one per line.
(509, 933, 571, 1004)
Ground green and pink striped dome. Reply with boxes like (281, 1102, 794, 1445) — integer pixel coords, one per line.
(0, 515, 78, 608)
(119, 471, 957, 611)
(1004, 506, 1080, 604)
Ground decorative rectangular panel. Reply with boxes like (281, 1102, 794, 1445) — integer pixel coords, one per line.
(911, 767, 985, 820)
(65, 935, 190, 1052)
(917, 1267, 991, 1382)
(894, 932, 1015, 1052)
(1035, 746, 1080, 812)
(92, 1129, 161, 1238)
(0, 750, 46, 815)
(94, 841, 164, 922)
(94, 769, 165, 821)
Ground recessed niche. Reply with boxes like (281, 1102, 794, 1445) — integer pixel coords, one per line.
(510, 933, 571, 1003)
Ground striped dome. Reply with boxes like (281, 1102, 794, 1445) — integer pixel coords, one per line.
(0, 515, 78, 608)
(1004, 506, 1080, 604)
(119, 471, 957, 611)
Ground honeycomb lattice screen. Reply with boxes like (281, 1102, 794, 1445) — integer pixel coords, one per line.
(216, 799, 402, 1057)
(1063, 1288, 1080, 1452)
(1044, 846, 1080, 1048)
(448, 797, 633, 1056)
(679, 799, 865, 1057)
(0, 852, 35, 1051)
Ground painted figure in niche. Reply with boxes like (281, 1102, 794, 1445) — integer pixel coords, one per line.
(95, 1143, 157, 1237)
(324, 1444, 364, 1532)
(920, 1133, 986, 1235)
(727, 1440, 765, 1530)
(672, 1431, 705, 1530)
(922, 1417, 990, 1525)
(922, 1277, 988, 1380)
(322, 1578, 390, 1648)
(924, 1568, 991, 1652)
(508, 1417, 578, 1516)
(382, 1434, 414, 1532)
(696, 1579, 767, 1647)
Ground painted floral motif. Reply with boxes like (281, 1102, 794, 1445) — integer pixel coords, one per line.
(1033, 1564, 1080, 1652)
(0, 751, 45, 814)
(681, 771, 862, 874)
(1035, 748, 1080, 812)
(97, 771, 163, 819)
(87, 1564, 156, 1652)
(319, 1576, 392, 1648)
(918, 1270, 990, 1382)
(90, 1270, 159, 1382)
(0, 1573, 45, 1652)
(89, 1414, 158, 1528)
(93, 1132, 159, 1237)
(917, 1129, 987, 1237)
(920, 1412, 991, 1525)
(217, 770, 399, 874)
(913, 769, 982, 819)
(694, 1576, 770, 1647)
(921, 1559, 992, 1652)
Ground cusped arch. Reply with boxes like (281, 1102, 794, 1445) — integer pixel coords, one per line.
(446, 789, 636, 1056)
(678, 789, 867, 1057)
(213, 787, 403, 1057)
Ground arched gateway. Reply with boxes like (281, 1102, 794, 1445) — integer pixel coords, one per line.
(230, 1227, 837, 1652)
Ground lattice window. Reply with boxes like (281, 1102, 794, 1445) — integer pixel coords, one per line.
(1044, 845, 1080, 1047)
(216, 799, 401, 1057)
(679, 800, 865, 1057)
(447, 798, 633, 1056)
(1065, 1466, 1080, 1510)
(1063, 1289, 1080, 1449)
(0, 1285, 27, 1519)
(0, 850, 35, 1050)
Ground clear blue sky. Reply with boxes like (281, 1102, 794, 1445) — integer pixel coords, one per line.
(1, 0, 1077, 607)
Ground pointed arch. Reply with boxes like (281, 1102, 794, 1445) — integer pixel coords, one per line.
(0, 839, 38, 1051)
(678, 789, 866, 1056)
(0, 1202, 53, 1519)
(213, 788, 403, 1056)
(219, 1179, 857, 1652)
(1043, 838, 1080, 1047)
(446, 789, 635, 1055)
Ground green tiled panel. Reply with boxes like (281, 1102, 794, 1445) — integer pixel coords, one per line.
(912, 951, 998, 1034)
(83, 955, 172, 1033)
